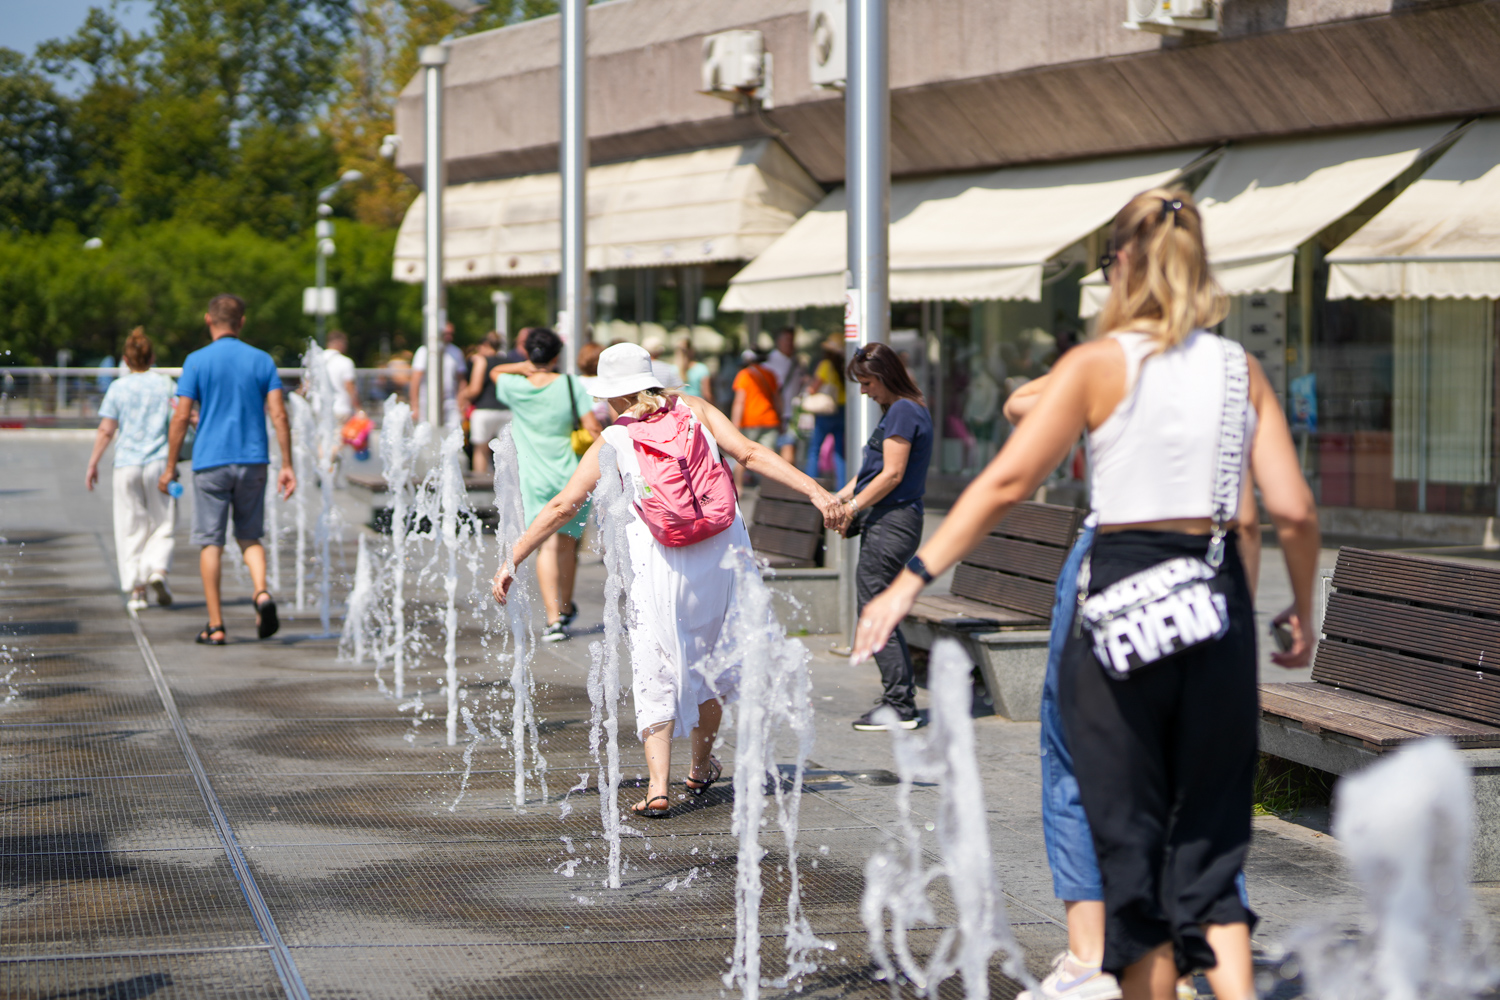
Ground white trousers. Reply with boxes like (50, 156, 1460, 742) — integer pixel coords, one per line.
(112, 460, 176, 592)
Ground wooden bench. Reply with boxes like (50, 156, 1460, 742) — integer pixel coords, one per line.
(748, 478, 842, 634)
(1260, 547, 1500, 879)
(902, 501, 1086, 721)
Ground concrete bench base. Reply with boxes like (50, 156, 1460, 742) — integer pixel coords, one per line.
(762, 567, 840, 635)
(1261, 715, 1500, 880)
(904, 620, 1051, 721)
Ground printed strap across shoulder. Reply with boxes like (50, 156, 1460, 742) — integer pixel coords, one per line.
(1074, 337, 1250, 679)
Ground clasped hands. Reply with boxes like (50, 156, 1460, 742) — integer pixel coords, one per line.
(812, 491, 853, 534)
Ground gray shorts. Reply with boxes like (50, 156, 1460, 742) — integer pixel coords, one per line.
(191, 463, 268, 547)
(744, 425, 780, 450)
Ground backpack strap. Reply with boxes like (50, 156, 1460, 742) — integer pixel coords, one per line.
(1205, 338, 1250, 569)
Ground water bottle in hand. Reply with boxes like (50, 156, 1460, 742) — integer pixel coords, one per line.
(167, 481, 184, 498)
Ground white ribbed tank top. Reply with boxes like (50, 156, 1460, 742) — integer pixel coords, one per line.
(1087, 329, 1258, 525)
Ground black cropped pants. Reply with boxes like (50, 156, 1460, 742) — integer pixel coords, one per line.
(1059, 530, 1259, 978)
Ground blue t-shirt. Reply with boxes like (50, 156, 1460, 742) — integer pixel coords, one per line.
(98, 371, 177, 467)
(854, 398, 932, 511)
(176, 337, 283, 471)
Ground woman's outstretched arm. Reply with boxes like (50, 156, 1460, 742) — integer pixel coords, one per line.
(492, 439, 604, 603)
(683, 394, 847, 531)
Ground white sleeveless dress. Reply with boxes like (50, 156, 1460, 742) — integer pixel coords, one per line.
(601, 419, 750, 740)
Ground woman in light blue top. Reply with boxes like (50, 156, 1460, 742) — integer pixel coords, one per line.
(86, 329, 179, 610)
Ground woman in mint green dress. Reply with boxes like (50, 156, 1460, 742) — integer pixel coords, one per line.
(492, 327, 603, 641)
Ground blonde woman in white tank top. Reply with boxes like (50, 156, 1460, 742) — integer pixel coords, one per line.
(855, 190, 1319, 1000)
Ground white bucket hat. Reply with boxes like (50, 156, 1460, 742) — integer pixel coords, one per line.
(579, 343, 682, 398)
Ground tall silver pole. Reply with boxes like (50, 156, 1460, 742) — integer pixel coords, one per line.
(421, 44, 448, 429)
(842, 0, 889, 646)
(558, 0, 587, 376)
(492, 290, 512, 348)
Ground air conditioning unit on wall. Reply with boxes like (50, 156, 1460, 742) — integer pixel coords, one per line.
(1125, 0, 1218, 35)
(701, 30, 772, 106)
(809, 0, 846, 89)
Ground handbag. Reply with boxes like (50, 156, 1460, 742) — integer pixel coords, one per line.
(801, 391, 838, 415)
(565, 375, 594, 457)
(1073, 337, 1250, 680)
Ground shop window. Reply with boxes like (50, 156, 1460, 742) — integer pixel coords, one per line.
(1312, 299, 1394, 508)
(1393, 299, 1494, 488)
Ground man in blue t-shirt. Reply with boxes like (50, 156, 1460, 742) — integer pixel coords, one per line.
(159, 294, 297, 645)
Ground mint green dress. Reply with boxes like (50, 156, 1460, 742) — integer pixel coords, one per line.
(493, 373, 594, 537)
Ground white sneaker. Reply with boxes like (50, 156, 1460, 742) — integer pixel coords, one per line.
(1016, 951, 1121, 1000)
(148, 573, 172, 607)
(542, 621, 569, 643)
(126, 591, 148, 612)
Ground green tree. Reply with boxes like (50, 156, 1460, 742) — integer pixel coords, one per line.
(0, 50, 89, 234)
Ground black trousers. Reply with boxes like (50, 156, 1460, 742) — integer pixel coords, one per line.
(1059, 530, 1259, 978)
(855, 503, 922, 715)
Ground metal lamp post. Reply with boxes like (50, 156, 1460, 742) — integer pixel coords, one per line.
(558, 0, 587, 376)
(311, 169, 364, 345)
(420, 44, 450, 429)
(842, 0, 890, 645)
(491, 291, 512, 349)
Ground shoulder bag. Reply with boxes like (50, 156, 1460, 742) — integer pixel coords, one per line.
(565, 375, 594, 457)
(1073, 338, 1250, 679)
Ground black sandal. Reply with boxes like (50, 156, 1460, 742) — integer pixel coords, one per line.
(632, 794, 671, 819)
(684, 757, 722, 797)
(254, 591, 279, 639)
(196, 623, 226, 646)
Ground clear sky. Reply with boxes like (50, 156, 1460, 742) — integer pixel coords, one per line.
(1, 0, 153, 60)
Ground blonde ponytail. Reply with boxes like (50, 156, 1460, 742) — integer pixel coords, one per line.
(1096, 188, 1227, 350)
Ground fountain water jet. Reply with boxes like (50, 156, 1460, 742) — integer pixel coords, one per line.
(1293, 737, 1499, 1000)
(288, 391, 315, 613)
(698, 541, 832, 998)
(301, 342, 344, 637)
(491, 427, 547, 805)
(379, 397, 426, 699)
(860, 639, 1031, 999)
(587, 444, 631, 889)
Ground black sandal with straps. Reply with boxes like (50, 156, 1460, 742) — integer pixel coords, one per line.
(632, 794, 671, 819)
(196, 623, 226, 646)
(254, 591, 279, 640)
(684, 757, 722, 797)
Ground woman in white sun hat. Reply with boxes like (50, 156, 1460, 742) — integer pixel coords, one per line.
(492, 343, 848, 819)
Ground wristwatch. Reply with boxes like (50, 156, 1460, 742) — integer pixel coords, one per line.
(844, 496, 858, 512)
(905, 555, 934, 585)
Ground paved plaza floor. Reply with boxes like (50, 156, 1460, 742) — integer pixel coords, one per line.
(0, 432, 1441, 999)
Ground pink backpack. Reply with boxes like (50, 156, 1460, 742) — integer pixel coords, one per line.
(617, 398, 737, 547)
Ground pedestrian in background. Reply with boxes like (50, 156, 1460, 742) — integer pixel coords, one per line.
(802, 333, 847, 484)
(577, 342, 615, 430)
(853, 189, 1319, 1000)
(322, 330, 360, 421)
(463, 332, 507, 477)
(410, 322, 464, 431)
(675, 337, 715, 409)
(834, 343, 932, 731)
(491, 326, 603, 642)
(729, 348, 782, 493)
(160, 294, 297, 645)
(765, 326, 803, 464)
(86, 328, 177, 611)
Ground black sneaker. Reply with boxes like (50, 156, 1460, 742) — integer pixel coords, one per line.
(542, 621, 569, 643)
(559, 602, 579, 627)
(852, 706, 921, 731)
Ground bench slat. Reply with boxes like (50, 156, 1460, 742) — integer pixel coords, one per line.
(908, 594, 1046, 629)
(749, 524, 819, 564)
(991, 502, 1083, 548)
(1312, 641, 1500, 729)
(754, 498, 824, 533)
(1322, 592, 1500, 668)
(1262, 682, 1500, 748)
(1333, 548, 1500, 616)
(759, 477, 834, 503)
(967, 536, 1068, 583)
(951, 564, 1055, 619)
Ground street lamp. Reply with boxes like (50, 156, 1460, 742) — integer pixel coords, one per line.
(306, 169, 365, 345)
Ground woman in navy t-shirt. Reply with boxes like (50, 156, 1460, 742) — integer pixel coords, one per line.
(834, 343, 932, 730)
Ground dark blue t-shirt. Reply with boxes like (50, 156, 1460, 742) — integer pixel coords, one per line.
(854, 398, 932, 511)
(177, 336, 283, 471)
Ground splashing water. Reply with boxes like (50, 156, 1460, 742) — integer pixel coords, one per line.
(288, 391, 316, 613)
(587, 444, 631, 890)
(860, 639, 1031, 999)
(380, 397, 426, 699)
(1293, 737, 1498, 1000)
(338, 533, 383, 685)
(491, 427, 547, 805)
(431, 426, 477, 746)
(301, 341, 345, 637)
(265, 422, 283, 593)
(698, 541, 832, 998)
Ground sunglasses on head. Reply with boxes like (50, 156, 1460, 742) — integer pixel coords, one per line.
(1099, 250, 1117, 281)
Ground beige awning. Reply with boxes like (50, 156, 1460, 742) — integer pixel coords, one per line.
(392, 140, 824, 284)
(720, 149, 1207, 312)
(1078, 121, 1463, 317)
(1328, 119, 1500, 300)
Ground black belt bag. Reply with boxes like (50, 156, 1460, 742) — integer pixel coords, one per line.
(1074, 338, 1250, 680)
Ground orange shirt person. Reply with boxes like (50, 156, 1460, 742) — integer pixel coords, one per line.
(730, 349, 782, 491)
